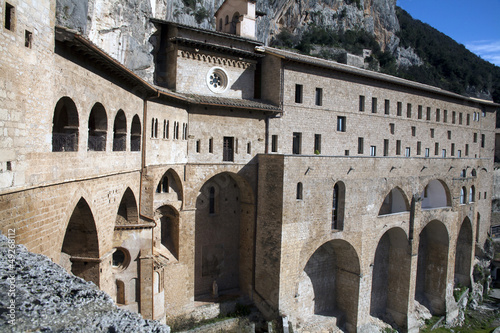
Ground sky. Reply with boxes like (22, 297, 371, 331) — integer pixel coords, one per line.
(397, 0, 500, 66)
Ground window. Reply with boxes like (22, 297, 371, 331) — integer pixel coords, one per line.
(359, 95, 365, 111)
(209, 186, 216, 214)
(418, 105, 422, 119)
(481, 134, 485, 148)
(411, 126, 416, 137)
(225, 15, 229, 24)
(370, 146, 376, 156)
(151, 118, 158, 138)
(460, 187, 466, 204)
(384, 139, 389, 156)
(358, 137, 364, 154)
(271, 135, 278, 152)
(426, 107, 431, 120)
(417, 141, 421, 155)
(407, 103, 412, 118)
(223, 136, 234, 161)
(315, 88, 323, 106)
(451, 143, 455, 156)
(473, 133, 478, 143)
(292, 132, 301, 154)
(235, 138, 239, 154)
(372, 97, 377, 113)
(337, 116, 346, 132)
(295, 84, 303, 103)
(425, 148, 430, 157)
(390, 123, 395, 134)
(207, 67, 228, 93)
(460, 169, 466, 178)
(459, 112, 463, 125)
(405, 147, 411, 157)
(345, 150, 349, 156)
(182, 123, 188, 140)
(332, 182, 345, 230)
(209, 138, 213, 153)
(447, 131, 451, 140)
(218, 18, 223, 31)
(163, 120, 168, 139)
(113, 111, 127, 151)
(397, 102, 402, 116)
(430, 128, 434, 138)
(314, 134, 321, 154)
(52, 97, 79, 152)
(88, 103, 107, 152)
(473, 112, 477, 121)
(25, 30, 32, 48)
(130, 115, 141, 152)
(196, 140, 200, 153)
(452, 111, 456, 124)
(4, 3, 14, 31)
(457, 150, 461, 157)
(482, 109, 486, 117)
(434, 142, 439, 155)
(442, 149, 446, 158)
(385, 99, 390, 115)
(467, 113, 470, 125)
(396, 140, 401, 155)
(443, 110, 448, 123)
(465, 144, 469, 156)
(245, 142, 250, 154)
(436, 109, 440, 122)
(296, 182, 303, 200)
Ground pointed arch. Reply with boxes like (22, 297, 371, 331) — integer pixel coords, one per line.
(130, 114, 141, 151)
(113, 110, 127, 151)
(378, 187, 410, 216)
(155, 169, 183, 202)
(52, 96, 79, 152)
(421, 180, 452, 209)
(116, 188, 138, 225)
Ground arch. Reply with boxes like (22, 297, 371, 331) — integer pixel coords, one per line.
(460, 169, 466, 178)
(115, 188, 139, 225)
(52, 96, 79, 152)
(225, 15, 229, 25)
(218, 18, 222, 31)
(421, 180, 452, 209)
(298, 239, 360, 330)
(378, 187, 410, 216)
(195, 172, 255, 300)
(370, 228, 411, 328)
(113, 110, 127, 151)
(87, 102, 107, 151)
(60, 198, 100, 285)
(471, 169, 477, 177)
(469, 186, 475, 203)
(455, 218, 473, 287)
(332, 182, 345, 230)
(116, 280, 125, 304)
(130, 114, 141, 152)
(296, 182, 303, 200)
(415, 220, 449, 315)
(155, 169, 183, 202)
(230, 12, 240, 34)
(155, 205, 179, 260)
(460, 187, 466, 204)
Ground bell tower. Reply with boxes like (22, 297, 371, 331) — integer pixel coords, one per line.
(214, 0, 256, 39)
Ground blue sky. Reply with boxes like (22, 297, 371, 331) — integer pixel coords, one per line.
(397, 0, 500, 66)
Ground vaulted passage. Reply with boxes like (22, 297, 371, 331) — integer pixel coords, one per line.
(370, 228, 411, 328)
(194, 172, 255, 300)
(298, 240, 360, 330)
(60, 198, 100, 286)
(455, 218, 473, 287)
(415, 220, 449, 315)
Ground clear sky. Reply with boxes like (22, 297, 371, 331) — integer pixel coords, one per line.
(397, 0, 500, 66)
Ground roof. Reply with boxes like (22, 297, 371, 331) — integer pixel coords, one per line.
(178, 93, 281, 111)
(261, 46, 500, 108)
(170, 36, 263, 59)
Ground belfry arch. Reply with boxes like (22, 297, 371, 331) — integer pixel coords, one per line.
(415, 220, 449, 315)
(454, 218, 473, 287)
(60, 198, 100, 286)
(370, 228, 411, 328)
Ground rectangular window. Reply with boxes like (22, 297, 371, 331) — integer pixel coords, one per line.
(314, 134, 321, 154)
(443, 110, 448, 123)
(451, 143, 455, 156)
(465, 144, 469, 156)
(359, 95, 365, 111)
(271, 135, 278, 153)
(482, 110, 486, 117)
(427, 107, 431, 120)
(358, 137, 364, 154)
(372, 97, 377, 113)
(4, 3, 14, 31)
(430, 128, 434, 138)
(411, 126, 416, 137)
(467, 113, 470, 125)
(452, 111, 456, 124)
(163, 120, 167, 139)
(315, 88, 323, 106)
(337, 116, 346, 132)
(447, 131, 451, 140)
(418, 105, 423, 119)
(209, 138, 213, 153)
(292, 132, 302, 154)
(390, 123, 395, 135)
(384, 139, 389, 156)
(425, 148, 430, 157)
(442, 149, 446, 158)
(436, 109, 441, 122)
(435, 142, 439, 155)
(407, 103, 412, 118)
(295, 84, 303, 103)
(457, 149, 461, 157)
(396, 140, 401, 155)
(405, 147, 411, 157)
(417, 141, 421, 155)
(385, 99, 390, 115)
(25, 30, 32, 48)
(223, 136, 234, 161)
(397, 102, 402, 116)
(196, 140, 200, 153)
(370, 146, 376, 156)
(247, 142, 251, 154)
(345, 150, 349, 156)
(459, 112, 463, 125)
(481, 134, 485, 148)
(473, 133, 478, 143)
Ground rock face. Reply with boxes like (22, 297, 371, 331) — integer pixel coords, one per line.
(0, 234, 169, 332)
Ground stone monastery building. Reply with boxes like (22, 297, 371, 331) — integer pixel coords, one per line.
(1, 0, 499, 331)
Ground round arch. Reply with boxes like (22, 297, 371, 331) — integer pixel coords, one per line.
(378, 187, 410, 216)
(52, 96, 79, 152)
(113, 110, 127, 151)
(88, 102, 107, 151)
(455, 217, 473, 287)
(130, 114, 141, 152)
(421, 180, 452, 209)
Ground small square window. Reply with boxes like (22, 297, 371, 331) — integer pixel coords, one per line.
(345, 150, 349, 156)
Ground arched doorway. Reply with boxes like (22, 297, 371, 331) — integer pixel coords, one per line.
(194, 172, 255, 300)
(60, 198, 99, 285)
(455, 218, 473, 287)
(370, 228, 411, 328)
(297, 240, 360, 330)
(415, 220, 449, 315)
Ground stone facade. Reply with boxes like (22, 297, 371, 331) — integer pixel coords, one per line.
(0, 0, 498, 332)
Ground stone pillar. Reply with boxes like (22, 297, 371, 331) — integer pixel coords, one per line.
(139, 248, 154, 319)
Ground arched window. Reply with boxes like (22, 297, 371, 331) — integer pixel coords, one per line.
(469, 186, 475, 203)
(460, 187, 466, 204)
(130, 115, 141, 151)
(460, 169, 466, 178)
(88, 103, 107, 151)
(209, 186, 216, 214)
(230, 12, 240, 34)
(113, 110, 127, 151)
(52, 97, 79, 152)
(332, 182, 345, 230)
(471, 169, 477, 177)
(421, 180, 452, 209)
(156, 174, 169, 193)
(296, 182, 303, 200)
